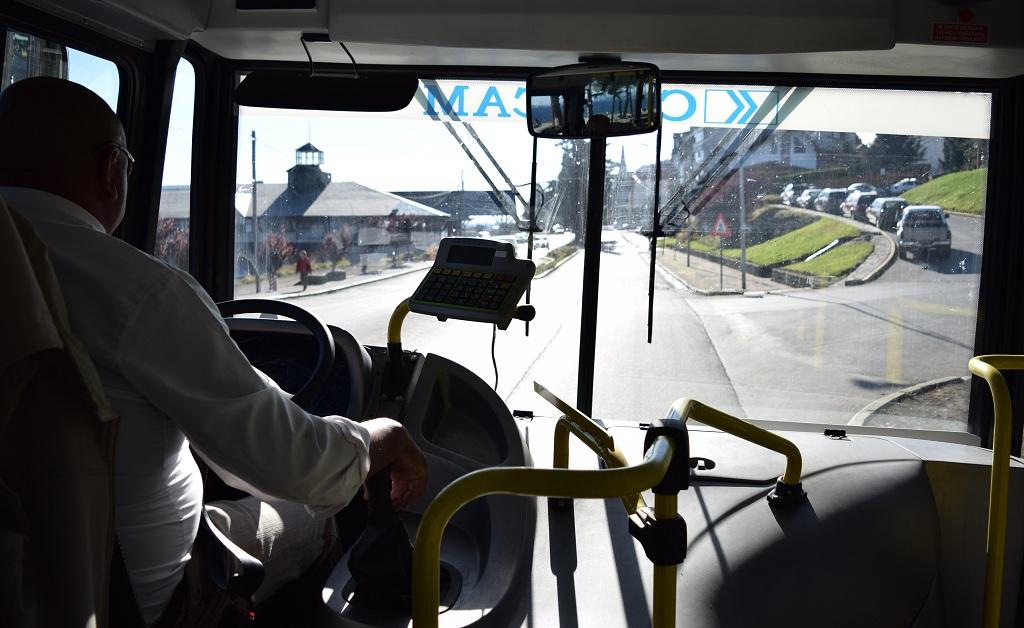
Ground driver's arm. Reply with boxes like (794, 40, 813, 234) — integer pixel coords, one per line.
(115, 269, 371, 507)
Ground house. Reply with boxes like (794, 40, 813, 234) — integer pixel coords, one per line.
(234, 143, 453, 259)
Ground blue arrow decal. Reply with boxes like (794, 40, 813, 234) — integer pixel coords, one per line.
(737, 90, 759, 124)
(723, 90, 744, 125)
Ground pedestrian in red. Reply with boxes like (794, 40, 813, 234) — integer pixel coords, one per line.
(295, 250, 312, 291)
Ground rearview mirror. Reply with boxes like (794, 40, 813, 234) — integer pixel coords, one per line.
(526, 62, 660, 139)
(235, 71, 418, 112)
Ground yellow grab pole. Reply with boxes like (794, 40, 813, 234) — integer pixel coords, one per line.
(652, 492, 679, 628)
(388, 298, 411, 344)
(550, 416, 645, 513)
(411, 437, 676, 628)
(668, 397, 803, 486)
(540, 381, 644, 512)
(969, 354, 1024, 628)
(553, 418, 570, 469)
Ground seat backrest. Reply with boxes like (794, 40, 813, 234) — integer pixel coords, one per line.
(0, 197, 118, 628)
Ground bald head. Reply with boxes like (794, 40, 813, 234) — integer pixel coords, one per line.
(0, 77, 130, 232)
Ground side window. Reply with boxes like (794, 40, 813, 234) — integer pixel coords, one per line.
(2, 30, 119, 110)
(156, 59, 195, 271)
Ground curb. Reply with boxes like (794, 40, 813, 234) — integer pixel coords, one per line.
(268, 265, 431, 300)
(655, 260, 750, 297)
(847, 375, 971, 426)
(845, 232, 897, 287)
(535, 248, 581, 279)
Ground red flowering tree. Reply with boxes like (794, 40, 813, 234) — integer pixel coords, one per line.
(155, 218, 189, 270)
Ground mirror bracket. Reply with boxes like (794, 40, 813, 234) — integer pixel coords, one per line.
(578, 54, 622, 64)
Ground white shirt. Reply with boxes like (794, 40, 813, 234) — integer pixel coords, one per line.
(2, 187, 371, 624)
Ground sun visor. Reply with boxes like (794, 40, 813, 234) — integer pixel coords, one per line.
(235, 72, 418, 112)
(328, 0, 896, 55)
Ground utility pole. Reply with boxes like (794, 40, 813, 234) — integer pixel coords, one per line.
(739, 163, 747, 291)
(251, 130, 260, 293)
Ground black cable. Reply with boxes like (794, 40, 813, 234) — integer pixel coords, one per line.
(338, 41, 361, 79)
(300, 37, 315, 76)
(491, 323, 499, 391)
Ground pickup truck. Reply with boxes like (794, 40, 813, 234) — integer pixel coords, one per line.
(896, 205, 952, 259)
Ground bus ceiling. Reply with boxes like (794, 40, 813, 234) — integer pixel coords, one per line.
(10, 0, 1024, 78)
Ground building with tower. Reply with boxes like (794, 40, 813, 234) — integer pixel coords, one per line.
(233, 142, 452, 264)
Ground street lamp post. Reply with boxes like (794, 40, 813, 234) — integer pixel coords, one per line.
(251, 130, 260, 294)
(739, 164, 747, 291)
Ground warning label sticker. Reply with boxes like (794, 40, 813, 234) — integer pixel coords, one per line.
(932, 22, 989, 45)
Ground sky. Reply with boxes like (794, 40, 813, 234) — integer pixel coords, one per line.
(65, 51, 989, 195)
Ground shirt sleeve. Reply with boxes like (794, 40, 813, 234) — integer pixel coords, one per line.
(115, 270, 370, 507)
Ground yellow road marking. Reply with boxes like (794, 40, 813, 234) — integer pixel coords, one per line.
(903, 298, 973, 318)
(886, 302, 903, 384)
(814, 304, 824, 368)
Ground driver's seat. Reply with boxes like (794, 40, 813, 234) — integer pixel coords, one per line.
(0, 197, 264, 627)
(0, 196, 118, 627)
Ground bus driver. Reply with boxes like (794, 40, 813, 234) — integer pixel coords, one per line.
(0, 77, 428, 626)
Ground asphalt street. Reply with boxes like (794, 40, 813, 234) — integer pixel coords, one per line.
(297, 214, 983, 429)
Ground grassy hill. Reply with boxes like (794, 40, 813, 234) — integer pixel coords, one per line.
(902, 168, 987, 215)
(686, 216, 860, 267)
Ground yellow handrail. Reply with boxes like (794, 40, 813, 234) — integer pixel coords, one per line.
(388, 298, 411, 344)
(411, 436, 677, 628)
(968, 354, 1024, 628)
(537, 382, 644, 513)
(652, 492, 679, 626)
(668, 397, 803, 486)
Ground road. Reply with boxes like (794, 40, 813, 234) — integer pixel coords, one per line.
(298, 214, 983, 428)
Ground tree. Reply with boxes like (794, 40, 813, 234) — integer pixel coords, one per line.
(940, 137, 988, 173)
(866, 134, 925, 177)
(155, 218, 188, 270)
(320, 232, 342, 272)
(549, 139, 588, 243)
(257, 227, 292, 291)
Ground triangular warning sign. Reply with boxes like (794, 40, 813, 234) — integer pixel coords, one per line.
(712, 213, 733, 238)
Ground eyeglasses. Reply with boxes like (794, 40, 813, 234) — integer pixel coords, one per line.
(100, 141, 135, 177)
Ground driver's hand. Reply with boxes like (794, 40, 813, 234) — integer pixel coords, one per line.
(363, 418, 428, 509)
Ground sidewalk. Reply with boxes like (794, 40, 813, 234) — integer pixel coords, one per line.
(657, 245, 782, 294)
(844, 233, 895, 286)
(623, 211, 896, 295)
(233, 261, 432, 300)
(623, 232, 783, 294)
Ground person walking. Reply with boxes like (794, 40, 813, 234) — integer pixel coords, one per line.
(295, 249, 312, 291)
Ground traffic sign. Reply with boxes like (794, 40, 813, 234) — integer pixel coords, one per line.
(711, 213, 733, 238)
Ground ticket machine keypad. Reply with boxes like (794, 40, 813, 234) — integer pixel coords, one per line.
(414, 267, 517, 311)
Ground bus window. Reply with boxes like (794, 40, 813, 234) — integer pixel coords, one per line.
(156, 59, 195, 272)
(594, 84, 989, 432)
(1, 29, 118, 110)
(234, 79, 587, 396)
(232, 77, 989, 432)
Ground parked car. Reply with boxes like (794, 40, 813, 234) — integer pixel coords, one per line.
(551, 223, 565, 234)
(896, 205, 952, 259)
(814, 188, 848, 214)
(796, 187, 821, 208)
(841, 190, 878, 222)
(866, 197, 908, 230)
(781, 183, 808, 206)
(890, 177, 919, 194)
(847, 182, 877, 194)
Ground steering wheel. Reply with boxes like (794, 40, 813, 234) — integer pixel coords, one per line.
(217, 299, 335, 410)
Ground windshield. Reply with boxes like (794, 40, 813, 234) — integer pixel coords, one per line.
(229, 78, 989, 433)
(905, 210, 946, 227)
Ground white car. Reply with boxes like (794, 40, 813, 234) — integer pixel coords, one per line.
(890, 177, 919, 194)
